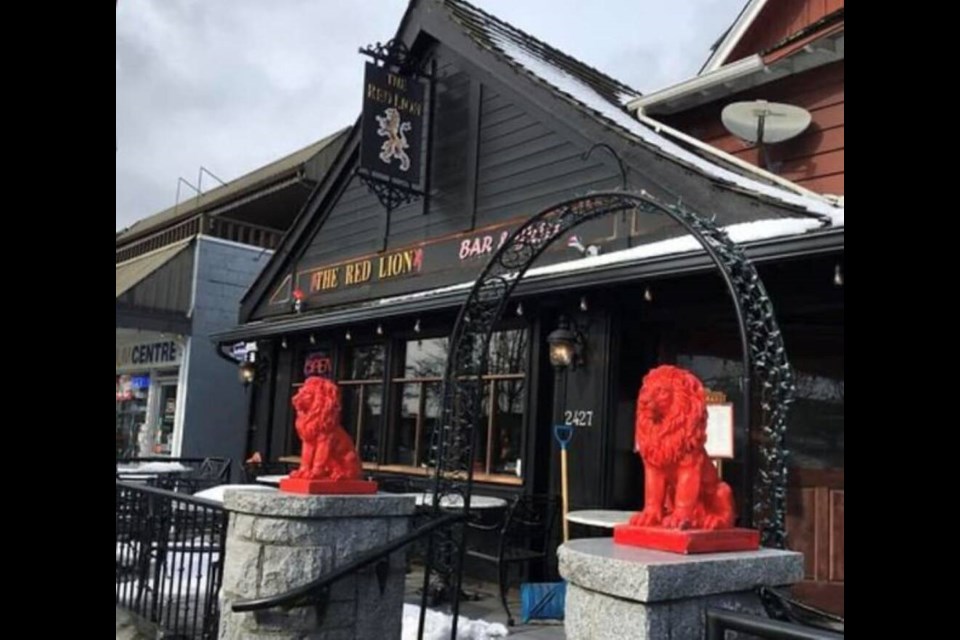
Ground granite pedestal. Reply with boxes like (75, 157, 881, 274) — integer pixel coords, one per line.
(218, 490, 416, 640)
(558, 538, 804, 640)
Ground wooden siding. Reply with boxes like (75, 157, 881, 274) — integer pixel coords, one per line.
(475, 86, 614, 221)
(729, 0, 844, 64)
(660, 61, 843, 195)
(253, 43, 622, 320)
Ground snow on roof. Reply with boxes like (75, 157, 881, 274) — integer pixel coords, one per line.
(442, 1, 840, 218)
(486, 33, 839, 218)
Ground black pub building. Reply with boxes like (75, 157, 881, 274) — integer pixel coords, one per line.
(215, 0, 844, 612)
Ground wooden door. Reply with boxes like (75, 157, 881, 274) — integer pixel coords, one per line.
(786, 467, 844, 616)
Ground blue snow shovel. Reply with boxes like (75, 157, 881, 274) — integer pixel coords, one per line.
(518, 424, 573, 624)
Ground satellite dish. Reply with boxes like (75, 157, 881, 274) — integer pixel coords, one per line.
(721, 100, 811, 169)
(722, 100, 812, 143)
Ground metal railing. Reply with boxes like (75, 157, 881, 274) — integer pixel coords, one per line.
(116, 481, 228, 639)
(705, 608, 844, 640)
(116, 214, 282, 263)
(231, 512, 464, 613)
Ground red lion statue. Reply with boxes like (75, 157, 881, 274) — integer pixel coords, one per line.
(289, 377, 363, 482)
(629, 365, 735, 530)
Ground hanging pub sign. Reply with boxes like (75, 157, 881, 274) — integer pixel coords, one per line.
(360, 61, 425, 185)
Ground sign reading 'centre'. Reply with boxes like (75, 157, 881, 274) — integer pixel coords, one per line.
(360, 62, 425, 185)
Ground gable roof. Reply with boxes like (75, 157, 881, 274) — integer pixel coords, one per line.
(444, 0, 835, 213)
(234, 0, 843, 326)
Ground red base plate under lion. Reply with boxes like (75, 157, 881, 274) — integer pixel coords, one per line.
(279, 478, 379, 495)
(613, 525, 760, 554)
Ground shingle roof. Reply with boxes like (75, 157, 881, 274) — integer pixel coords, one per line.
(441, 0, 840, 217)
(445, 0, 641, 107)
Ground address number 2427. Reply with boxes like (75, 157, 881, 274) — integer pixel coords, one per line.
(563, 410, 594, 427)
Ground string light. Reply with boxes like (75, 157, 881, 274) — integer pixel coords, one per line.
(580, 296, 588, 312)
(516, 302, 524, 317)
(309, 334, 316, 345)
(281, 336, 288, 349)
(345, 330, 352, 341)
(643, 286, 653, 302)
(376, 324, 384, 336)
(414, 318, 421, 333)
(834, 264, 843, 287)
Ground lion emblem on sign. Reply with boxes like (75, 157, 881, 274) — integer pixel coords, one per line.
(376, 107, 412, 171)
(288, 377, 362, 482)
(629, 365, 735, 530)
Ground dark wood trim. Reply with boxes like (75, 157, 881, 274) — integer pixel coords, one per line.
(466, 79, 483, 230)
(422, 56, 438, 216)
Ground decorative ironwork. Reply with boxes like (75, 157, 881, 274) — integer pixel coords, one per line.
(422, 191, 800, 637)
(354, 170, 424, 211)
(358, 39, 432, 80)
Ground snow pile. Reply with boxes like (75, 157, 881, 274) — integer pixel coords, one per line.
(402, 603, 508, 640)
(128, 461, 191, 473)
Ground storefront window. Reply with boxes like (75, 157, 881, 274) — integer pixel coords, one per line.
(387, 330, 527, 480)
(116, 374, 149, 458)
(339, 344, 386, 463)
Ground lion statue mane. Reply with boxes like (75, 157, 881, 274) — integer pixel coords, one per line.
(289, 377, 363, 482)
(629, 365, 735, 530)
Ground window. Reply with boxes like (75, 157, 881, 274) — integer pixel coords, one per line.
(386, 338, 445, 469)
(339, 344, 386, 464)
(386, 329, 527, 482)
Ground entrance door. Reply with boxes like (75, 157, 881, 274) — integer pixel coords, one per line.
(787, 467, 844, 616)
(153, 381, 178, 455)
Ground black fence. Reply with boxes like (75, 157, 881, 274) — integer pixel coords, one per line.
(705, 608, 844, 640)
(116, 481, 228, 639)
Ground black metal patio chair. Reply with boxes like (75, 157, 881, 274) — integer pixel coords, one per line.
(465, 494, 559, 626)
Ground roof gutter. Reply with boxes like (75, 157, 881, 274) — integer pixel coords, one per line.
(630, 111, 839, 207)
(700, 0, 769, 74)
(627, 55, 764, 114)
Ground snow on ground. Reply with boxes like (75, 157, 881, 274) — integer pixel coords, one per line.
(121, 461, 191, 473)
(402, 603, 508, 640)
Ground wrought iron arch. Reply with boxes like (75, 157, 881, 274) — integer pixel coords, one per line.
(419, 191, 795, 637)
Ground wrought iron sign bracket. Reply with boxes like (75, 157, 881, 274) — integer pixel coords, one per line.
(358, 39, 433, 81)
(355, 168, 424, 211)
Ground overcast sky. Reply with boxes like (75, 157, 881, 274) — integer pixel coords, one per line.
(116, 0, 745, 231)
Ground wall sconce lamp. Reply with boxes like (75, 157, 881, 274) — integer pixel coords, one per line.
(239, 360, 257, 386)
(547, 315, 585, 370)
(238, 350, 258, 386)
